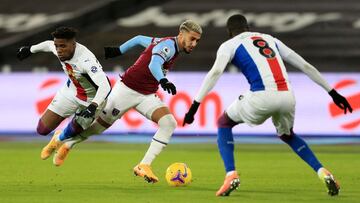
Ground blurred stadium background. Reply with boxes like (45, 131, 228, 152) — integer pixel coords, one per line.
(0, 1, 359, 202)
(0, 0, 358, 141)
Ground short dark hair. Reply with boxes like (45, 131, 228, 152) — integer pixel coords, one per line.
(226, 14, 249, 32)
(51, 27, 78, 39)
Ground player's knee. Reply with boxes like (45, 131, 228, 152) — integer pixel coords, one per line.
(279, 128, 295, 142)
(217, 112, 237, 128)
(158, 114, 177, 132)
(36, 120, 52, 136)
(154, 114, 176, 144)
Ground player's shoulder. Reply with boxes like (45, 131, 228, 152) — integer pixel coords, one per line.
(153, 37, 177, 59)
(75, 43, 97, 61)
(74, 43, 102, 71)
(219, 36, 240, 53)
(157, 37, 176, 48)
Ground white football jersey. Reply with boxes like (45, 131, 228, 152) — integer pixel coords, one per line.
(218, 32, 292, 91)
(31, 41, 110, 105)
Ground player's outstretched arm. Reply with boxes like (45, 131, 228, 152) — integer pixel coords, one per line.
(104, 35, 153, 59)
(183, 52, 230, 126)
(279, 43, 353, 114)
(17, 41, 55, 60)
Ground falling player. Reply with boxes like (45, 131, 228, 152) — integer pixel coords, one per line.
(17, 27, 111, 165)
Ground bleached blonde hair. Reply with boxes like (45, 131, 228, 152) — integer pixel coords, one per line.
(179, 20, 202, 34)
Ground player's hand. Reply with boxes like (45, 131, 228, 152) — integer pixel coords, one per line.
(78, 103, 98, 118)
(159, 78, 177, 95)
(17, 46, 32, 60)
(183, 101, 200, 126)
(104, 47, 122, 59)
(329, 89, 353, 114)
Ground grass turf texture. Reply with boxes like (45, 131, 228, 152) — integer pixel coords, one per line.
(0, 142, 359, 203)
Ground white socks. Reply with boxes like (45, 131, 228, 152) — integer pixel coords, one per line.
(140, 141, 166, 165)
(140, 114, 177, 165)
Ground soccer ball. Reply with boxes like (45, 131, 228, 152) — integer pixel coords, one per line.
(165, 162, 192, 186)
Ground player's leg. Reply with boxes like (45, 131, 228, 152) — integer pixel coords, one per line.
(278, 128, 340, 195)
(56, 101, 107, 143)
(52, 109, 95, 166)
(37, 88, 77, 136)
(69, 81, 137, 143)
(53, 81, 136, 166)
(215, 94, 258, 196)
(37, 110, 65, 136)
(216, 92, 270, 196)
(141, 107, 176, 165)
(273, 92, 339, 195)
(134, 95, 177, 183)
(53, 116, 112, 166)
(216, 111, 241, 196)
(40, 92, 77, 159)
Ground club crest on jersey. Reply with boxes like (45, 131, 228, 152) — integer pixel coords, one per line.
(112, 108, 120, 116)
(91, 66, 98, 73)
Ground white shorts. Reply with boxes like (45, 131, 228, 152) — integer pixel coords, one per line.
(48, 85, 106, 129)
(226, 90, 296, 135)
(100, 80, 166, 125)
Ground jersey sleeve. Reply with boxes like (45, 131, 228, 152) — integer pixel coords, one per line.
(82, 59, 111, 105)
(148, 39, 176, 81)
(284, 52, 332, 92)
(30, 40, 57, 55)
(152, 39, 176, 62)
(194, 43, 231, 102)
(119, 35, 153, 54)
(274, 38, 294, 59)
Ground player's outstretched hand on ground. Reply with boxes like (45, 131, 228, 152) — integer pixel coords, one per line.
(17, 46, 32, 60)
(104, 47, 122, 59)
(183, 101, 200, 126)
(78, 103, 98, 118)
(159, 78, 177, 95)
(329, 89, 353, 114)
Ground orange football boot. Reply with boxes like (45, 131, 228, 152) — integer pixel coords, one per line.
(216, 171, 240, 196)
(133, 164, 159, 183)
(53, 144, 71, 166)
(40, 130, 62, 160)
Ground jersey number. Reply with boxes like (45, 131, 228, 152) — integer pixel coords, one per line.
(252, 38, 276, 59)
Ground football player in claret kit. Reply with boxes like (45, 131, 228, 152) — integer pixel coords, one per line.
(183, 14, 352, 196)
(51, 20, 202, 183)
(17, 27, 111, 165)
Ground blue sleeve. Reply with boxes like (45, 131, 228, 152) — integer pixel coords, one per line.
(119, 35, 153, 54)
(149, 55, 166, 81)
(148, 39, 176, 81)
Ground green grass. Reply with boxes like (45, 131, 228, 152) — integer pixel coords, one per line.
(0, 142, 359, 203)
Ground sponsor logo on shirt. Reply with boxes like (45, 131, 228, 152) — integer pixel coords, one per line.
(159, 46, 170, 60)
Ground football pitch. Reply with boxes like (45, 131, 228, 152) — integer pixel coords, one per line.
(0, 141, 359, 203)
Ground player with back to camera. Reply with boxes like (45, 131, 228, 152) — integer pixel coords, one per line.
(48, 20, 202, 183)
(16, 27, 111, 165)
(183, 14, 353, 196)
